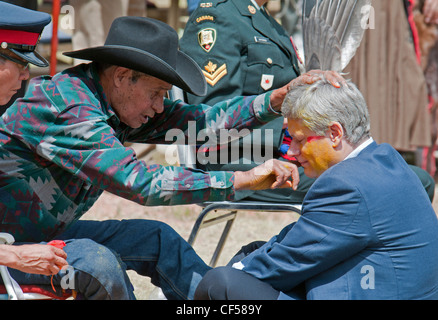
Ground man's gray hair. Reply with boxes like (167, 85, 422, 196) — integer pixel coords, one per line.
(281, 79, 370, 146)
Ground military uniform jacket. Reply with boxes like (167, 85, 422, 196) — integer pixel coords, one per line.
(180, 0, 301, 106)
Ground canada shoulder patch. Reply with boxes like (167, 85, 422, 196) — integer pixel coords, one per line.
(195, 15, 215, 24)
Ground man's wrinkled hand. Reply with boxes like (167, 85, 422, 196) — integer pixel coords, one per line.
(291, 69, 347, 89)
(270, 70, 347, 111)
(424, 0, 438, 24)
(233, 159, 299, 191)
(4, 243, 68, 276)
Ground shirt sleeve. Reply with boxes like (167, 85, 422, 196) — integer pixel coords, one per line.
(238, 172, 373, 291)
(125, 93, 278, 145)
(35, 102, 237, 206)
(35, 87, 279, 206)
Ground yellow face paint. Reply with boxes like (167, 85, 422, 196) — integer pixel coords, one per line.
(287, 119, 339, 178)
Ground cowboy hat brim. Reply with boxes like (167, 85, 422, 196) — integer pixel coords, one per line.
(63, 45, 207, 96)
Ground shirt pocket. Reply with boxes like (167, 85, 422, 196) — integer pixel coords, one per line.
(247, 42, 285, 68)
(244, 42, 285, 94)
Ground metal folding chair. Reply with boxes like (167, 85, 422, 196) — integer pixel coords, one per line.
(170, 87, 302, 266)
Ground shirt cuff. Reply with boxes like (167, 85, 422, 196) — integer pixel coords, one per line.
(253, 91, 281, 123)
(206, 170, 236, 201)
(269, 103, 282, 115)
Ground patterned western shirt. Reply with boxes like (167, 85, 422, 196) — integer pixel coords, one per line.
(0, 63, 278, 242)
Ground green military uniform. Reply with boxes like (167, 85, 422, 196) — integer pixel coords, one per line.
(180, 0, 301, 105)
(179, 0, 315, 202)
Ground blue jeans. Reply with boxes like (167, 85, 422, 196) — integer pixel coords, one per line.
(9, 219, 211, 300)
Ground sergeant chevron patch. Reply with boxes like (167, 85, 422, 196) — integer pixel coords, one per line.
(202, 60, 227, 86)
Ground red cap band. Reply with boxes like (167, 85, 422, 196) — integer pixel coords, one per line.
(0, 29, 40, 46)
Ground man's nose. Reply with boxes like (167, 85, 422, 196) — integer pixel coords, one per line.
(154, 96, 165, 114)
(287, 143, 300, 158)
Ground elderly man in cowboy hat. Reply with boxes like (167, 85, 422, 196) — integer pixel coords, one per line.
(0, 15, 341, 299)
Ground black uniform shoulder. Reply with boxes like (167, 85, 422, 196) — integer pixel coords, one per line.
(198, 0, 228, 8)
(191, 0, 235, 15)
(187, 0, 236, 26)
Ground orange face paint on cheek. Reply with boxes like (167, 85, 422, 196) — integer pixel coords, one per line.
(302, 140, 335, 177)
(288, 119, 336, 178)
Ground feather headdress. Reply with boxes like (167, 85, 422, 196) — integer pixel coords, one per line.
(302, 0, 372, 72)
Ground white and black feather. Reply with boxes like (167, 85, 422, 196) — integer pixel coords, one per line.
(302, 0, 372, 72)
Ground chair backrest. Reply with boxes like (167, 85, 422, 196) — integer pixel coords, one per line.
(0, 233, 25, 300)
(177, 145, 197, 169)
(168, 86, 198, 169)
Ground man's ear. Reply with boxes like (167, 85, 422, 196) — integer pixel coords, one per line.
(329, 122, 344, 148)
(113, 67, 131, 88)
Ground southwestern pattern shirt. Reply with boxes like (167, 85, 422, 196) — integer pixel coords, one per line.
(0, 63, 278, 242)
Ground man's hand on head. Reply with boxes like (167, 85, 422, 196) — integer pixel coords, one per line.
(270, 70, 347, 112)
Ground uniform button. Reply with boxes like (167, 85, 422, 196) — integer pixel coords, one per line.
(267, 58, 273, 64)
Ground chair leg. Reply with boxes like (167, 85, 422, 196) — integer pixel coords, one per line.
(209, 216, 236, 267)
(0, 266, 21, 300)
(188, 209, 237, 245)
(188, 208, 238, 266)
(187, 203, 302, 267)
(0, 233, 25, 300)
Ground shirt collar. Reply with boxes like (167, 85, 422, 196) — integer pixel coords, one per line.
(88, 63, 120, 128)
(344, 137, 374, 160)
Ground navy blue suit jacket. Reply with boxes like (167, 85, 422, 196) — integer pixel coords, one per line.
(239, 142, 438, 299)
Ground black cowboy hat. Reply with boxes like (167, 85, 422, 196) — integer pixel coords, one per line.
(63, 16, 206, 96)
